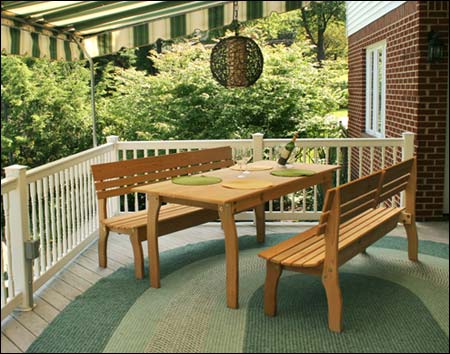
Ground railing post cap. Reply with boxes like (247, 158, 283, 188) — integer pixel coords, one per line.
(252, 133, 264, 138)
(4, 164, 28, 176)
(106, 135, 120, 144)
(402, 132, 415, 137)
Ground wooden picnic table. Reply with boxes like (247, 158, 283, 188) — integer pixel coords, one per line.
(133, 160, 339, 309)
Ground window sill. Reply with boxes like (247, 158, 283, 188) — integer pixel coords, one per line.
(362, 132, 385, 139)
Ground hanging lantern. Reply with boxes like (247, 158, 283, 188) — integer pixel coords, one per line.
(210, 1, 263, 88)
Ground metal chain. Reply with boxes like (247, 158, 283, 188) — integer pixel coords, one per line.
(233, 1, 238, 22)
(232, 1, 239, 35)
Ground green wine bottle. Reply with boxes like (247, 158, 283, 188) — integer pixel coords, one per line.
(277, 132, 298, 166)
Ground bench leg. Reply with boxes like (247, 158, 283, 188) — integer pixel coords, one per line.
(147, 195, 161, 288)
(322, 271, 343, 333)
(130, 231, 145, 279)
(264, 262, 282, 316)
(404, 218, 419, 261)
(255, 204, 266, 243)
(98, 226, 110, 268)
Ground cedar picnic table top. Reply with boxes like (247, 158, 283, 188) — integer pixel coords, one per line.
(132, 160, 340, 206)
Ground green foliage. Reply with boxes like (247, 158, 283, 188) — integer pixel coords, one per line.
(1, 2, 348, 170)
(97, 39, 347, 141)
(1, 55, 92, 169)
(299, 1, 346, 61)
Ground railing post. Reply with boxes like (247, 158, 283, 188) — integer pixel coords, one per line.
(402, 132, 415, 160)
(4, 165, 34, 311)
(252, 133, 264, 161)
(106, 135, 120, 161)
(106, 136, 120, 216)
(401, 132, 415, 207)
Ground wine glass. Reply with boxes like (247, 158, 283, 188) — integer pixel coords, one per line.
(234, 150, 247, 178)
(242, 148, 253, 175)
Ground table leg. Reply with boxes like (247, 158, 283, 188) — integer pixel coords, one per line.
(219, 203, 239, 309)
(321, 173, 333, 196)
(147, 194, 161, 288)
(254, 204, 265, 243)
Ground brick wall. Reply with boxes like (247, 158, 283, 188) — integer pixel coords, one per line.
(347, 1, 448, 220)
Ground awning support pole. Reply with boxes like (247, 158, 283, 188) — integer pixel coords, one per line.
(72, 36, 98, 147)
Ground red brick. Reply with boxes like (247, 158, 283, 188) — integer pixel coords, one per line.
(348, 0, 448, 220)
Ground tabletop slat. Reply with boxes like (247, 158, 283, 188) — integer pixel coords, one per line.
(132, 161, 339, 206)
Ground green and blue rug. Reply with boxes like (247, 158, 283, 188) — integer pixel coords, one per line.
(27, 235, 449, 353)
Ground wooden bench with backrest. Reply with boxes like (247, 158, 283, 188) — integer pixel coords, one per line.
(91, 146, 234, 279)
(258, 157, 418, 332)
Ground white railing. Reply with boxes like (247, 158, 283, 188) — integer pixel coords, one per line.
(0, 132, 415, 319)
(114, 133, 414, 221)
(1, 141, 116, 320)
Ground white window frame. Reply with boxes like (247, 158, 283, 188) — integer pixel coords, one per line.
(365, 41, 386, 138)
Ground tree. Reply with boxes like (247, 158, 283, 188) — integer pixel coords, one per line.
(299, 1, 346, 62)
(1, 56, 92, 170)
(95, 38, 347, 142)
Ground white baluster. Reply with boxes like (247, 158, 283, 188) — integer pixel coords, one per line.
(336, 147, 341, 186)
(29, 182, 40, 277)
(49, 174, 57, 264)
(313, 148, 318, 212)
(75, 164, 82, 244)
(69, 166, 76, 249)
(60, 170, 68, 255)
(370, 146, 375, 173)
(359, 147, 363, 177)
(347, 147, 352, 183)
(43, 176, 51, 268)
(54, 173, 63, 260)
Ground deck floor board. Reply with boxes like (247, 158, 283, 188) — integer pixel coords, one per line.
(2, 222, 447, 353)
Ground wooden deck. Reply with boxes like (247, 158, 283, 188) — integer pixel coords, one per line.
(1, 221, 448, 353)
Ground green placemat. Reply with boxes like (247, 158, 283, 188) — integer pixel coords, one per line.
(271, 169, 316, 177)
(172, 175, 222, 185)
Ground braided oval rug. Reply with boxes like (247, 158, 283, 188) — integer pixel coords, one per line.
(27, 235, 449, 353)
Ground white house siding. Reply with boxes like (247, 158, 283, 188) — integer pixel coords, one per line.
(346, 1, 407, 36)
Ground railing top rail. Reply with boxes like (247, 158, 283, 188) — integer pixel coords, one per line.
(26, 143, 115, 183)
(3, 136, 409, 184)
(116, 140, 253, 150)
(265, 137, 405, 148)
(1, 176, 18, 194)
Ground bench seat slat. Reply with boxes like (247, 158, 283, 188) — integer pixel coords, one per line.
(260, 208, 378, 263)
(103, 204, 209, 231)
(298, 208, 403, 267)
(260, 207, 403, 268)
(278, 208, 395, 267)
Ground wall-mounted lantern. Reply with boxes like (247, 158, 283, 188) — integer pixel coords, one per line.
(428, 31, 444, 63)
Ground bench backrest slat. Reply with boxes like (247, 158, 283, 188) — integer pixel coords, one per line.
(320, 157, 416, 274)
(319, 157, 416, 236)
(338, 172, 383, 224)
(377, 158, 414, 204)
(96, 159, 232, 199)
(91, 146, 233, 199)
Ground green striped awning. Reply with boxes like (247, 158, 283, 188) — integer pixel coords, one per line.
(1, 17, 83, 60)
(1, 1, 308, 60)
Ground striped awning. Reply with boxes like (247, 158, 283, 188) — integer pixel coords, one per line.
(1, 1, 308, 60)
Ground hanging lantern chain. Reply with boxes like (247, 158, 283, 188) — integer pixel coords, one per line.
(232, 1, 240, 35)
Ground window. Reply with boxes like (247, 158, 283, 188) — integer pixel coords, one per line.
(366, 41, 386, 137)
